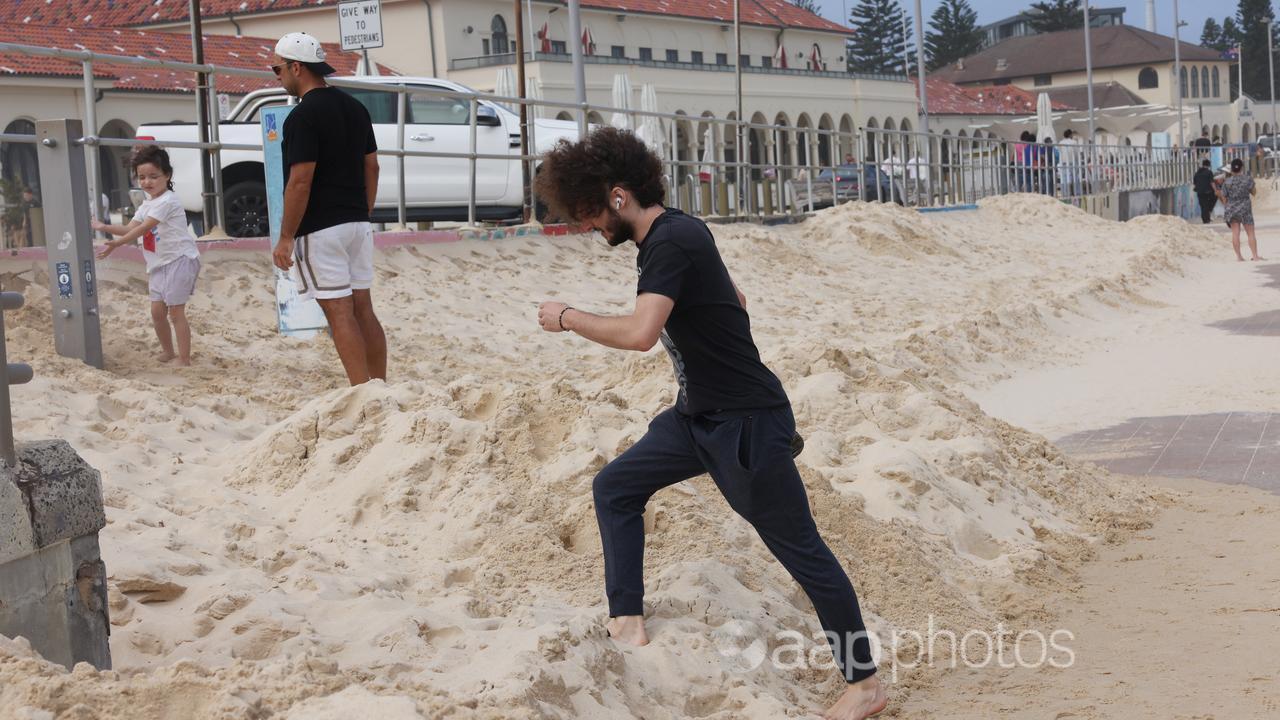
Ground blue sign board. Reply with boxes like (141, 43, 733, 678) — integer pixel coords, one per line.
(262, 105, 327, 337)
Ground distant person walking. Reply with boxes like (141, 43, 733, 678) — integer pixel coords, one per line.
(1193, 159, 1218, 225)
(269, 32, 387, 385)
(1217, 158, 1263, 262)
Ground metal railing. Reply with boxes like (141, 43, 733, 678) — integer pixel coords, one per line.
(0, 39, 1261, 238)
(448, 50, 907, 82)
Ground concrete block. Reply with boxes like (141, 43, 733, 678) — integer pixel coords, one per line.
(0, 470, 37, 566)
(0, 440, 111, 670)
(5, 440, 106, 549)
(0, 535, 111, 670)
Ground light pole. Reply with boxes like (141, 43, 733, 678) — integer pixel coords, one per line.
(913, 0, 928, 137)
(735, 0, 746, 214)
(1082, 2, 1095, 143)
(1269, 20, 1278, 144)
(1172, 0, 1183, 147)
(568, 0, 586, 137)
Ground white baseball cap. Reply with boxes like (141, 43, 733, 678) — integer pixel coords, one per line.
(274, 32, 336, 76)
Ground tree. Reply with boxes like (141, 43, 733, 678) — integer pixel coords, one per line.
(1027, 0, 1083, 34)
(1237, 0, 1277, 99)
(1222, 17, 1243, 48)
(848, 0, 915, 74)
(925, 0, 983, 70)
(1201, 18, 1224, 50)
(788, 0, 823, 15)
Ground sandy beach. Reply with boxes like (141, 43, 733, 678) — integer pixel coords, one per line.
(2, 193, 1276, 719)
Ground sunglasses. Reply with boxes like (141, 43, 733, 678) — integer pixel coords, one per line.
(270, 61, 297, 76)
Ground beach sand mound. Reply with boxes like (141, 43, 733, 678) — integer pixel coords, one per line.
(0, 199, 1218, 718)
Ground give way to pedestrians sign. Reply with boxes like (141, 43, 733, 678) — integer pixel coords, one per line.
(338, 0, 384, 51)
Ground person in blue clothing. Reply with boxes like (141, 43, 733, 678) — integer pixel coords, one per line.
(533, 126, 886, 720)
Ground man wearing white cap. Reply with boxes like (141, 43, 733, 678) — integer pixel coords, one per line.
(270, 32, 387, 385)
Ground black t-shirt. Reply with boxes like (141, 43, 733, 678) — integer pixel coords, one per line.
(1194, 168, 1216, 194)
(636, 208, 788, 416)
(283, 86, 377, 237)
(1193, 137, 1212, 148)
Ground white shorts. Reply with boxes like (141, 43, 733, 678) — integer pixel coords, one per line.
(291, 221, 374, 302)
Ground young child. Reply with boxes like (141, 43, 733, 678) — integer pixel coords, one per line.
(94, 145, 201, 366)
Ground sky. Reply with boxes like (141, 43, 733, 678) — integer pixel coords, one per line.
(812, 1, 1223, 42)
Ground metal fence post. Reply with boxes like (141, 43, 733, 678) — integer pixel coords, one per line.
(81, 59, 101, 231)
(34, 119, 104, 369)
(397, 90, 408, 228)
(206, 72, 227, 235)
(468, 96, 478, 226)
(0, 292, 33, 467)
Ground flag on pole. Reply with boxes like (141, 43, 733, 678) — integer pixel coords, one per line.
(581, 26, 595, 56)
(809, 43, 823, 71)
(537, 22, 551, 54)
(773, 43, 788, 69)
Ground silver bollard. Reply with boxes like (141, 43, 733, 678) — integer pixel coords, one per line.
(34, 119, 104, 370)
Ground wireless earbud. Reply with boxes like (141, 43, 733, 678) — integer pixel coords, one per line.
(615, 198, 622, 209)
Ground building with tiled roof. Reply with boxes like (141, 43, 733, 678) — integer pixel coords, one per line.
(0, 0, 848, 35)
(2, 0, 917, 160)
(936, 24, 1240, 145)
(0, 22, 381, 212)
(0, 23, 380, 94)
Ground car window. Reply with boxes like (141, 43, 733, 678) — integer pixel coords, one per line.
(346, 88, 398, 123)
(410, 94, 470, 125)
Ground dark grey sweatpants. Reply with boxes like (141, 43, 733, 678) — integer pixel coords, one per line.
(592, 404, 877, 683)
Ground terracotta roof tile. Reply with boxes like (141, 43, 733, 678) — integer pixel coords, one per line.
(920, 77, 1074, 116)
(0, 0, 850, 34)
(934, 24, 1221, 85)
(0, 23, 389, 93)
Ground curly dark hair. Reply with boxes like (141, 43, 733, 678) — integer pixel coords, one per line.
(130, 144, 175, 191)
(534, 126, 665, 223)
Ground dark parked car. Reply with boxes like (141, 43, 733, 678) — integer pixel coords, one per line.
(812, 164, 902, 206)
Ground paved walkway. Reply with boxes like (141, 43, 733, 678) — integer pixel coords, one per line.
(1058, 412, 1279, 492)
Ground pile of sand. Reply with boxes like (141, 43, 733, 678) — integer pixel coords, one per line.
(0, 196, 1219, 718)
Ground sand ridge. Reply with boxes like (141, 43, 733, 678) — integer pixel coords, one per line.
(0, 195, 1221, 718)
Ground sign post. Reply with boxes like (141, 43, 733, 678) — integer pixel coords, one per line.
(338, 0, 384, 75)
(262, 107, 327, 337)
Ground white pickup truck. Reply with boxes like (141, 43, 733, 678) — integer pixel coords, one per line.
(137, 76, 580, 237)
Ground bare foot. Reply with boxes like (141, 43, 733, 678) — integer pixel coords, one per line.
(605, 615, 649, 646)
(1252, 256, 1266, 261)
(1237, 256, 1247, 262)
(822, 675, 887, 720)
(172, 358, 192, 367)
(156, 352, 177, 362)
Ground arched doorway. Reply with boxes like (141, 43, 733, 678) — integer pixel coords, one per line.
(818, 113, 834, 166)
(98, 119, 135, 213)
(1, 118, 39, 196)
(796, 113, 813, 167)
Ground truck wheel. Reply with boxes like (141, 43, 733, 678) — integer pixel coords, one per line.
(225, 180, 269, 238)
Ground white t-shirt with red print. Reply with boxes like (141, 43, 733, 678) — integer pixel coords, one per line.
(133, 190, 199, 273)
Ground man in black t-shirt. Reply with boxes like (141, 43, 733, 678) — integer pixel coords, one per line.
(534, 128, 886, 720)
(269, 32, 387, 386)
(1193, 159, 1218, 224)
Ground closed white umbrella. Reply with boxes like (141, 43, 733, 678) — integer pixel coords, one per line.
(636, 82, 665, 157)
(610, 73, 633, 130)
(698, 125, 714, 182)
(1036, 92, 1055, 143)
(495, 67, 517, 102)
